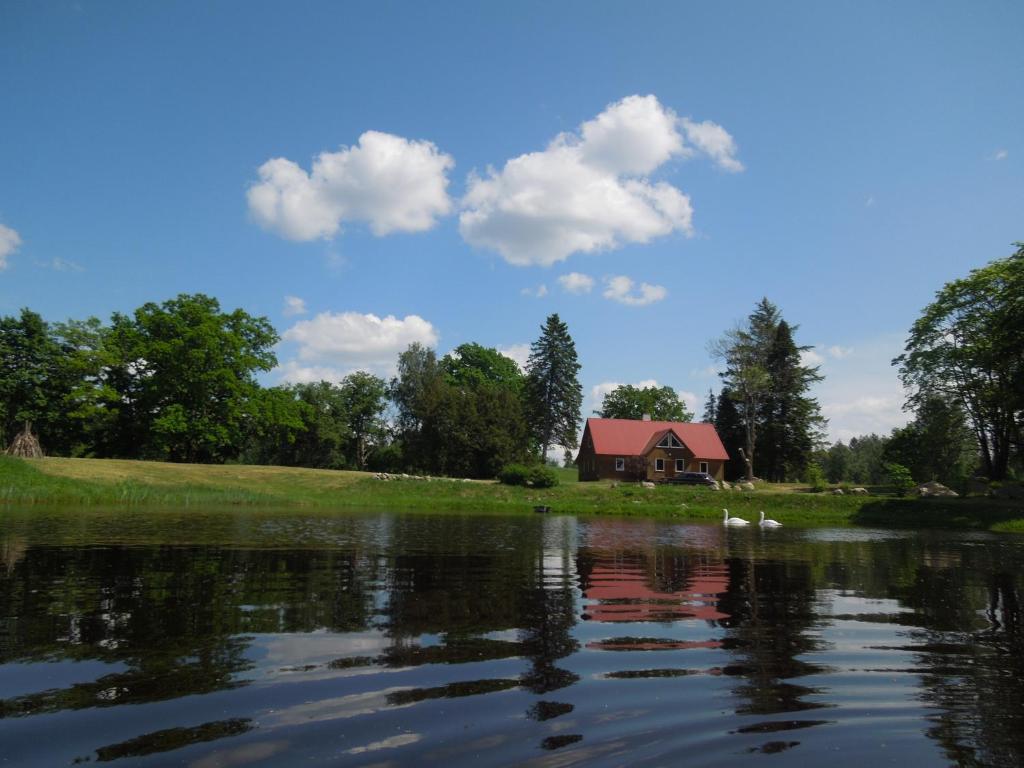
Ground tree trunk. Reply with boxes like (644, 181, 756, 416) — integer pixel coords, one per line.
(737, 447, 754, 481)
(6, 421, 44, 458)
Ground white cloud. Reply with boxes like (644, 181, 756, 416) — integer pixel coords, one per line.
(680, 118, 744, 172)
(0, 224, 22, 270)
(801, 349, 825, 367)
(248, 130, 454, 241)
(280, 311, 439, 377)
(679, 390, 700, 416)
(558, 272, 595, 294)
(994, 148, 1008, 160)
(690, 364, 721, 378)
(460, 95, 741, 266)
(827, 345, 853, 359)
(497, 343, 530, 371)
(590, 379, 660, 408)
(865, 195, 876, 207)
(602, 275, 667, 306)
(35, 257, 84, 272)
(521, 283, 548, 298)
(276, 361, 352, 385)
(823, 396, 907, 444)
(283, 295, 308, 317)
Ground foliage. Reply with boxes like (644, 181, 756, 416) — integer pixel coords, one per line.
(338, 372, 388, 470)
(711, 299, 824, 481)
(895, 244, 1024, 480)
(882, 395, 976, 489)
(702, 388, 717, 423)
(525, 314, 583, 459)
(885, 462, 916, 497)
(527, 465, 558, 488)
(595, 383, 693, 422)
(805, 463, 828, 493)
(713, 388, 747, 481)
(498, 464, 532, 486)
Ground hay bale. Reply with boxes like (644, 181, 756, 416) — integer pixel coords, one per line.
(6, 422, 43, 458)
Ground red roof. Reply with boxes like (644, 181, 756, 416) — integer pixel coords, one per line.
(584, 418, 729, 460)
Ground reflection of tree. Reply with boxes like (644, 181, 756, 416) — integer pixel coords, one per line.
(718, 556, 827, 716)
(0, 546, 375, 716)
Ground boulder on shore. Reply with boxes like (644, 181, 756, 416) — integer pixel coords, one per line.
(831, 488, 844, 495)
(916, 481, 959, 498)
(641, 481, 656, 489)
(850, 487, 869, 495)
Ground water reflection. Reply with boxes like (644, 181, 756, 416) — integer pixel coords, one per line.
(0, 510, 1022, 765)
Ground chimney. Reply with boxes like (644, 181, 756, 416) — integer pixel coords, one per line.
(642, 413, 651, 421)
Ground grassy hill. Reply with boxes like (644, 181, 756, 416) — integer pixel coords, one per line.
(2, 456, 1022, 531)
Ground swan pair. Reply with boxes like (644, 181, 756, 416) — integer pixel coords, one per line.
(722, 509, 782, 527)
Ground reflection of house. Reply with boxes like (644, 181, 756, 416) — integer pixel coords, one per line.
(575, 417, 729, 482)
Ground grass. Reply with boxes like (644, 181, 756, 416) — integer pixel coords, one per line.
(2, 455, 1022, 532)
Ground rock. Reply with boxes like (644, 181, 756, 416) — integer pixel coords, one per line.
(993, 484, 1024, 500)
(641, 481, 656, 489)
(967, 477, 990, 496)
(739, 482, 755, 492)
(916, 481, 959, 498)
(832, 488, 844, 495)
(850, 487, 869, 495)
(708, 484, 720, 491)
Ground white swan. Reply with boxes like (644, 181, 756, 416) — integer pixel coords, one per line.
(759, 511, 782, 528)
(723, 509, 749, 526)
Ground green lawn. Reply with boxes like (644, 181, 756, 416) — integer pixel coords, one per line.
(2, 456, 1021, 532)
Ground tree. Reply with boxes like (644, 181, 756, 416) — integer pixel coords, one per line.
(106, 294, 278, 463)
(339, 372, 387, 470)
(596, 384, 693, 422)
(525, 314, 583, 459)
(882, 395, 976, 487)
(896, 244, 1024, 480)
(711, 299, 824, 481)
(702, 388, 717, 423)
(714, 388, 746, 481)
(756, 320, 825, 481)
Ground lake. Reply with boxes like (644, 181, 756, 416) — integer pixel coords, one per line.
(1, 508, 1022, 766)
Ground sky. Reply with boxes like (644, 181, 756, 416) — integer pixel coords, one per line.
(1, 1, 1021, 444)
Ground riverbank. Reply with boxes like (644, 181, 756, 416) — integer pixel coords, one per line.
(2, 456, 1022, 532)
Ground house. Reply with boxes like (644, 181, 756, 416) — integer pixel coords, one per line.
(575, 416, 729, 482)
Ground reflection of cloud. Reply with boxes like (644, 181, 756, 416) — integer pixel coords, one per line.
(346, 733, 421, 755)
(191, 741, 290, 768)
(268, 687, 416, 727)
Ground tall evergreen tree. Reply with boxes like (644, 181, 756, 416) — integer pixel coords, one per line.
(757, 320, 825, 481)
(525, 314, 583, 460)
(713, 388, 746, 481)
(713, 299, 825, 481)
(702, 388, 717, 423)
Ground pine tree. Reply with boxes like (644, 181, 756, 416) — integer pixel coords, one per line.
(702, 388, 717, 423)
(525, 314, 583, 460)
(714, 388, 746, 481)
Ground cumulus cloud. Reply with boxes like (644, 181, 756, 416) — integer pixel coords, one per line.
(497, 343, 531, 371)
(248, 130, 454, 241)
(801, 349, 825, 367)
(276, 361, 352, 385)
(280, 311, 439, 377)
(283, 295, 308, 317)
(994, 149, 1008, 160)
(460, 95, 740, 266)
(602, 275, 667, 306)
(558, 272, 595, 294)
(521, 284, 548, 298)
(827, 345, 853, 359)
(680, 118, 744, 172)
(0, 224, 22, 270)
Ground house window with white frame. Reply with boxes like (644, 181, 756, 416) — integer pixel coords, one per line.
(655, 458, 664, 472)
(615, 458, 625, 472)
(699, 461, 709, 474)
(675, 459, 685, 473)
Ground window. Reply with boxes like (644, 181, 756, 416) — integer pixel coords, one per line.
(615, 458, 625, 472)
(655, 458, 664, 472)
(656, 434, 684, 449)
(675, 459, 685, 472)
(699, 461, 709, 474)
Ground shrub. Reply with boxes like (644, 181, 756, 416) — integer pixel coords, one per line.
(528, 465, 558, 489)
(885, 462, 916, 497)
(805, 464, 828, 493)
(498, 464, 531, 486)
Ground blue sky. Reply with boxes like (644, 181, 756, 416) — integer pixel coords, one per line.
(2, 1, 1021, 443)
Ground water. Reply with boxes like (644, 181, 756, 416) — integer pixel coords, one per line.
(1, 508, 1022, 766)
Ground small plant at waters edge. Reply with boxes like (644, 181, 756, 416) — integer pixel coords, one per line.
(885, 462, 916, 497)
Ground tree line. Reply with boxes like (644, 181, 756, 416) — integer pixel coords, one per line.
(3, 243, 1019, 483)
(0, 298, 584, 477)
